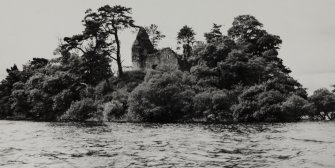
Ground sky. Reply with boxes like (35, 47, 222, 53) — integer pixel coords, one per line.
(0, 0, 334, 94)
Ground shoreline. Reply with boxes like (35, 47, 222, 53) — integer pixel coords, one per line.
(0, 118, 315, 125)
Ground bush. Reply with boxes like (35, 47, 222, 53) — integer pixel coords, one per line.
(26, 88, 53, 120)
(95, 70, 145, 94)
(281, 95, 313, 121)
(10, 89, 29, 116)
(60, 98, 98, 121)
(42, 72, 76, 94)
(127, 68, 194, 122)
(232, 101, 259, 122)
(308, 88, 335, 120)
(102, 100, 124, 121)
(189, 65, 220, 89)
(52, 89, 78, 116)
(25, 73, 45, 90)
(0, 95, 11, 118)
(231, 83, 306, 122)
(232, 84, 277, 122)
(253, 90, 286, 121)
(193, 90, 233, 122)
(12, 81, 25, 90)
(95, 79, 112, 96)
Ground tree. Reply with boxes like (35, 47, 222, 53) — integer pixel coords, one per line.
(5, 65, 21, 86)
(62, 34, 113, 85)
(212, 15, 292, 89)
(29, 58, 48, 70)
(177, 25, 196, 58)
(93, 5, 136, 77)
(228, 15, 289, 74)
(309, 88, 335, 120)
(0, 64, 24, 118)
(204, 23, 223, 43)
(61, 5, 136, 78)
(190, 36, 235, 68)
(145, 24, 166, 49)
(228, 15, 263, 43)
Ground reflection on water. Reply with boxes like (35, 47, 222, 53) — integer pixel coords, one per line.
(0, 121, 334, 168)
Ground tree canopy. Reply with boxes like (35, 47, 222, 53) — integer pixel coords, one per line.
(0, 8, 331, 122)
(145, 24, 166, 49)
(204, 23, 223, 43)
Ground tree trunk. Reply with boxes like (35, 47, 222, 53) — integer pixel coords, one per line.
(114, 30, 123, 77)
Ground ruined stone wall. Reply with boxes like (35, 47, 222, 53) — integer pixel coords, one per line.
(159, 48, 179, 66)
(132, 28, 180, 71)
(140, 48, 179, 69)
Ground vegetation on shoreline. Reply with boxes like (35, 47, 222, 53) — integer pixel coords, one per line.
(0, 5, 334, 123)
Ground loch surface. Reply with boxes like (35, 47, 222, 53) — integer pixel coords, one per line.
(0, 120, 334, 168)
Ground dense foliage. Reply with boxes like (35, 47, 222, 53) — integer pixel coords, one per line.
(128, 66, 194, 122)
(308, 88, 335, 120)
(0, 6, 333, 122)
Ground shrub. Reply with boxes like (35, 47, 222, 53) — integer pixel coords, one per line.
(308, 88, 335, 120)
(26, 88, 53, 120)
(42, 72, 76, 94)
(193, 90, 233, 122)
(127, 68, 194, 122)
(232, 101, 259, 122)
(25, 73, 45, 90)
(79, 86, 96, 99)
(253, 90, 286, 121)
(102, 100, 124, 121)
(0, 95, 11, 118)
(281, 95, 313, 121)
(52, 89, 78, 117)
(60, 98, 98, 121)
(10, 89, 29, 116)
(231, 83, 305, 122)
(95, 79, 112, 96)
(12, 81, 25, 90)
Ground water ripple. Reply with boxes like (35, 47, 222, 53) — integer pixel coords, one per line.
(0, 121, 334, 167)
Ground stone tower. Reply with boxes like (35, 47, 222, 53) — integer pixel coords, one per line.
(131, 27, 180, 71)
(131, 27, 155, 70)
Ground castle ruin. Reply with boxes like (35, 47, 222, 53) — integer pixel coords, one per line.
(131, 27, 180, 70)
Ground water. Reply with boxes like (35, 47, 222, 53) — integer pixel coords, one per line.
(0, 121, 334, 168)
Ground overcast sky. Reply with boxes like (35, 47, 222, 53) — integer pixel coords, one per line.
(0, 0, 334, 94)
